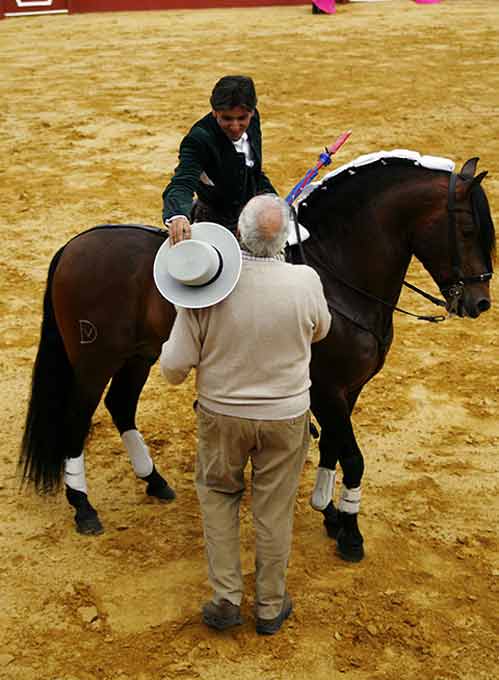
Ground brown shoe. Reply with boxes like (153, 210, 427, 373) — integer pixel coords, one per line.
(202, 599, 243, 631)
(256, 593, 293, 635)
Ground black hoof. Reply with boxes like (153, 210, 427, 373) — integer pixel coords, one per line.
(76, 512, 104, 535)
(336, 512, 364, 562)
(322, 501, 341, 539)
(66, 486, 104, 536)
(146, 483, 176, 502)
(143, 466, 176, 502)
(336, 529, 364, 562)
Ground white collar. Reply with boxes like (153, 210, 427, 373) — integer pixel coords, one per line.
(233, 133, 253, 167)
(233, 132, 248, 150)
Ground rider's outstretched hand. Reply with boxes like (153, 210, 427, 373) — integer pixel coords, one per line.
(168, 216, 192, 245)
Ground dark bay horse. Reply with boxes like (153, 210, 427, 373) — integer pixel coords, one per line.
(19, 155, 495, 560)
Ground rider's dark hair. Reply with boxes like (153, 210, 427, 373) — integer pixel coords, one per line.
(210, 75, 257, 112)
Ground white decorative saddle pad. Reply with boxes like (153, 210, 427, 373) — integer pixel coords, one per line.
(296, 149, 456, 206)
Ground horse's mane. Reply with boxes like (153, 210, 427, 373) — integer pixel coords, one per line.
(472, 184, 496, 266)
(297, 158, 448, 237)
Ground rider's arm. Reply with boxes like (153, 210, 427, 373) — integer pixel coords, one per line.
(162, 133, 207, 224)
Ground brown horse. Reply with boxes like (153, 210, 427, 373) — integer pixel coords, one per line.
(19, 155, 495, 561)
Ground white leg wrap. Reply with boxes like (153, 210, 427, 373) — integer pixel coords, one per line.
(338, 484, 361, 514)
(310, 467, 337, 511)
(121, 429, 153, 479)
(64, 452, 87, 494)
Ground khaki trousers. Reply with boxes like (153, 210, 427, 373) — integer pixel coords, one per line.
(195, 405, 310, 620)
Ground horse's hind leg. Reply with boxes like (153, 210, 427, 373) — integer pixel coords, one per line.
(104, 357, 175, 502)
(63, 369, 111, 536)
(65, 453, 104, 536)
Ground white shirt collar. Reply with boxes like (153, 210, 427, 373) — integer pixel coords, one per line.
(233, 133, 254, 167)
(233, 132, 248, 151)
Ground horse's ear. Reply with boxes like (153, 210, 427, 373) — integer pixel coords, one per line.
(472, 170, 488, 186)
(459, 170, 488, 200)
(459, 157, 479, 179)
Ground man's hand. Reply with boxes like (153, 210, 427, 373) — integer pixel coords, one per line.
(168, 216, 192, 245)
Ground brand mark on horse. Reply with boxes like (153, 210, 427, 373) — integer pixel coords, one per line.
(79, 320, 97, 344)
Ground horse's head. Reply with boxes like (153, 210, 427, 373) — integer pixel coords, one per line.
(416, 158, 496, 319)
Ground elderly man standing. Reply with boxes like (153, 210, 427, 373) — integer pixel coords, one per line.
(160, 194, 331, 635)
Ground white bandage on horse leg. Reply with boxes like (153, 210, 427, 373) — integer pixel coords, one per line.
(64, 452, 87, 494)
(310, 467, 337, 511)
(338, 484, 361, 514)
(121, 429, 154, 479)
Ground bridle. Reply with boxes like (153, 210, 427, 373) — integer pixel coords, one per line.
(437, 171, 493, 314)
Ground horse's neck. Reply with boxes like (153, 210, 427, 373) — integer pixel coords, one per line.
(304, 171, 446, 303)
(307, 206, 412, 305)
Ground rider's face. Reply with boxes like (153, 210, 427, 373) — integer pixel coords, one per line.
(212, 106, 254, 142)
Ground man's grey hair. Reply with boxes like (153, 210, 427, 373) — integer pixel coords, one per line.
(238, 194, 290, 257)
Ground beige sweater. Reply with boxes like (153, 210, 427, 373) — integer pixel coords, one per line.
(160, 253, 331, 419)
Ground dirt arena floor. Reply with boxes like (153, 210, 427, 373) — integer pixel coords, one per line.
(1, 1, 498, 679)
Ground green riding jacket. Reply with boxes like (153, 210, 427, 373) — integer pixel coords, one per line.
(162, 110, 276, 227)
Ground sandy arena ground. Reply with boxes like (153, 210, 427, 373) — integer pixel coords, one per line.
(1, 1, 498, 679)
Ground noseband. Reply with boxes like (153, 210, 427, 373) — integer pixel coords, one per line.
(439, 172, 493, 306)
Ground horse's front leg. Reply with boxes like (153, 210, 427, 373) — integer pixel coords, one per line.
(311, 390, 365, 562)
(309, 424, 338, 515)
(335, 426, 365, 562)
(104, 357, 175, 502)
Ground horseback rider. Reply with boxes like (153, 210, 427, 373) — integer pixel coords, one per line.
(162, 75, 277, 245)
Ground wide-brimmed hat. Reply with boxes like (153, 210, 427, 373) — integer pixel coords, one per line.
(153, 222, 242, 309)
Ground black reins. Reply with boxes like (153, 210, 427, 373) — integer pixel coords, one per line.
(309, 246, 448, 323)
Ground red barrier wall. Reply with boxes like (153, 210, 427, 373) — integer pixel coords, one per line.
(1, 1, 307, 20)
(3, 0, 68, 16)
(68, 0, 306, 13)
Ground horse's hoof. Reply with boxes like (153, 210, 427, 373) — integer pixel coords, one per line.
(322, 501, 341, 539)
(76, 514, 104, 535)
(143, 466, 176, 502)
(146, 482, 176, 503)
(336, 527, 364, 562)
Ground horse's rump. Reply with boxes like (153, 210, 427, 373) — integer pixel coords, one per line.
(52, 225, 172, 365)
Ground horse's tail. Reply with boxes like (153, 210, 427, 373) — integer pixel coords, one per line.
(19, 246, 75, 493)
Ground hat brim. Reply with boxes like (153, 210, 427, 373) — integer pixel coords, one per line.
(153, 222, 242, 309)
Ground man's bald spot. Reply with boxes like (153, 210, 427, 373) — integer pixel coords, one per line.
(256, 201, 285, 240)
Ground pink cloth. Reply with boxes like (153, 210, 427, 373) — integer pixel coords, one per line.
(313, 0, 336, 13)
(413, 0, 441, 4)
